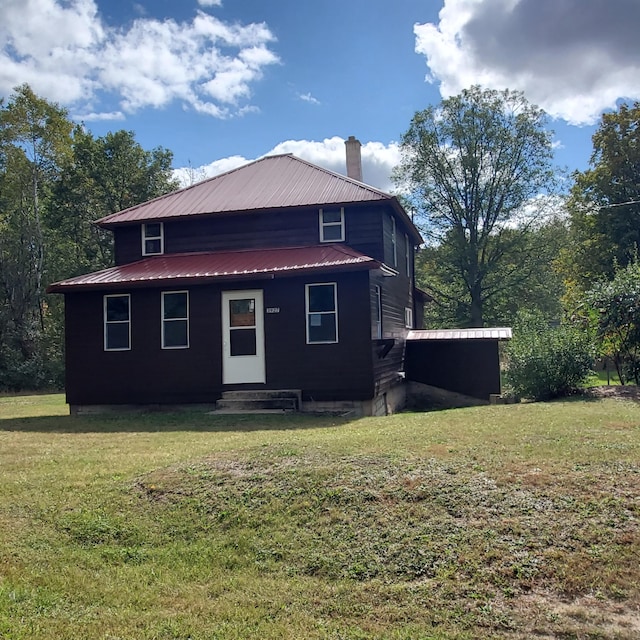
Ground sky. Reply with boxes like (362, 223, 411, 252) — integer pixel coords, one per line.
(2, 0, 640, 192)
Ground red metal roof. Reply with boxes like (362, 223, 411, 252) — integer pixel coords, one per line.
(98, 154, 395, 227)
(47, 244, 380, 293)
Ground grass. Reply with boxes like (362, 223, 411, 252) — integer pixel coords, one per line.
(585, 369, 623, 386)
(0, 395, 639, 639)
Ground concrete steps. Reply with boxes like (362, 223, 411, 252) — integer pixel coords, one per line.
(215, 389, 301, 413)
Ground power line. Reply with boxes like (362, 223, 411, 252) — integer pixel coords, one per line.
(600, 200, 640, 210)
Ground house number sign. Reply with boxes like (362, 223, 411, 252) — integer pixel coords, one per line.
(266, 307, 280, 314)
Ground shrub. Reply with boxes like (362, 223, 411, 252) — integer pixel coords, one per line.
(504, 311, 594, 401)
(586, 259, 640, 385)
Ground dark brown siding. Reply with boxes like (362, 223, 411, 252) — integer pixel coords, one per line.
(367, 211, 416, 395)
(262, 271, 374, 401)
(111, 203, 394, 265)
(405, 340, 502, 400)
(65, 287, 221, 405)
(64, 270, 375, 406)
(113, 226, 142, 265)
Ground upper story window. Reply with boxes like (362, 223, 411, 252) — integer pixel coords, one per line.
(142, 222, 164, 256)
(306, 283, 338, 343)
(104, 294, 131, 351)
(391, 216, 397, 267)
(405, 233, 411, 276)
(162, 291, 189, 349)
(405, 306, 414, 329)
(374, 285, 382, 340)
(319, 208, 345, 243)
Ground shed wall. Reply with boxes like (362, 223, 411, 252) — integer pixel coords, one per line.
(405, 340, 502, 400)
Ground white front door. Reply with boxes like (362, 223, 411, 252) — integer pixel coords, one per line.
(222, 290, 266, 384)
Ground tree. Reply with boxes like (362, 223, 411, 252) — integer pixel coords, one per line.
(586, 259, 640, 385)
(0, 85, 74, 386)
(47, 128, 179, 279)
(562, 102, 640, 292)
(416, 214, 567, 328)
(395, 86, 556, 327)
(0, 84, 180, 390)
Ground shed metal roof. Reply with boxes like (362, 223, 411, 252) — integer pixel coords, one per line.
(407, 328, 512, 341)
(47, 244, 380, 293)
(100, 154, 389, 221)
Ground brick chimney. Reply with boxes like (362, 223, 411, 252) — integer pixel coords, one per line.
(345, 135, 363, 182)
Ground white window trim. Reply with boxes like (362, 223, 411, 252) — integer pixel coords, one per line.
(391, 216, 397, 267)
(104, 294, 131, 351)
(142, 222, 164, 256)
(405, 233, 411, 276)
(161, 290, 189, 349)
(374, 285, 382, 340)
(405, 306, 413, 329)
(305, 282, 338, 344)
(319, 208, 345, 243)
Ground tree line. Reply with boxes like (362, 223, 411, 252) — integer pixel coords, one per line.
(0, 85, 178, 390)
(1, 84, 639, 392)
(395, 86, 640, 392)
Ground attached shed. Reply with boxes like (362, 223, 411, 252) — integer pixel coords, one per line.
(405, 328, 512, 401)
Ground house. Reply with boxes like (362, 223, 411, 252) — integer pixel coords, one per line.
(48, 137, 426, 415)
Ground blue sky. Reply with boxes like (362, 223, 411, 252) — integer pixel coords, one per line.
(3, 0, 640, 191)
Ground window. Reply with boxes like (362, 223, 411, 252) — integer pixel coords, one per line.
(374, 285, 382, 339)
(142, 222, 164, 256)
(391, 216, 397, 267)
(319, 208, 345, 242)
(104, 294, 130, 351)
(405, 306, 413, 329)
(162, 291, 189, 349)
(306, 283, 338, 343)
(405, 233, 411, 276)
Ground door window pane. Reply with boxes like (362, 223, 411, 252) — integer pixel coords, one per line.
(230, 299, 255, 327)
(230, 328, 257, 356)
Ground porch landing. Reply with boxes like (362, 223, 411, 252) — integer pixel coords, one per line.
(213, 390, 302, 413)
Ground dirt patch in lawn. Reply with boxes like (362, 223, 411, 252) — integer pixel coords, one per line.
(584, 385, 640, 400)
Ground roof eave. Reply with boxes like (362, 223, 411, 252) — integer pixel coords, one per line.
(46, 259, 380, 294)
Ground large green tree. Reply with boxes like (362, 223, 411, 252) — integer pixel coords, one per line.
(0, 85, 74, 385)
(395, 86, 557, 327)
(47, 128, 178, 280)
(562, 102, 640, 294)
(0, 85, 179, 390)
(417, 214, 567, 328)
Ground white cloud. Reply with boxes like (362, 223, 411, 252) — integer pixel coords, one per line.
(0, 0, 278, 119)
(174, 137, 401, 192)
(74, 110, 125, 122)
(415, 0, 640, 125)
(298, 92, 320, 105)
(197, 0, 222, 6)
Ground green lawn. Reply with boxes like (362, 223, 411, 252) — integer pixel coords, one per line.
(0, 395, 639, 639)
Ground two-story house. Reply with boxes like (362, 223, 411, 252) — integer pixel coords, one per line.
(48, 138, 425, 415)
